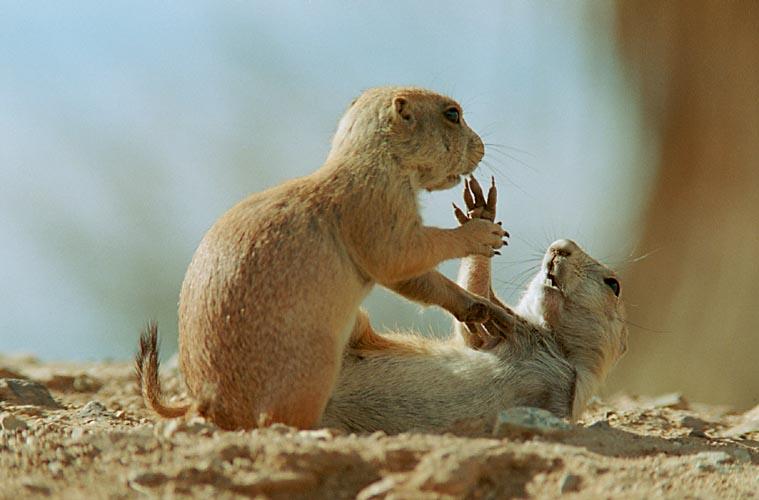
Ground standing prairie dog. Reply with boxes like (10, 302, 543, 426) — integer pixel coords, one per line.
(320, 179, 628, 433)
(136, 87, 513, 430)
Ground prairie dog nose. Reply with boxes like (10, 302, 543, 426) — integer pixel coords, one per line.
(548, 239, 580, 257)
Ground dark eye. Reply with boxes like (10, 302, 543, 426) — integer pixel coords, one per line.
(603, 277, 621, 297)
(443, 107, 460, 124)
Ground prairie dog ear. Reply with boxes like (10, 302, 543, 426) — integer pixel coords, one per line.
(393, 96, 413, 121)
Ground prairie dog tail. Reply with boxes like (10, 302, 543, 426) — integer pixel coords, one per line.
(135, 322, 191, 418)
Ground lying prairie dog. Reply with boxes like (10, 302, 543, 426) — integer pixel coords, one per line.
(135, 87, 513, 430)
(320, 178, 628, 433)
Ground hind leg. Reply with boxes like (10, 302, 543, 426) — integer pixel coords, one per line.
(349, 309, 389, 349)
(265, 383, 337, 429)
(256, 331, 346, 429)
(347, 308, 420, 353)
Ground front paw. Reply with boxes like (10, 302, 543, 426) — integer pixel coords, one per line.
(456, 299, 490, 323)
(456, 218, 507, 257)
(453, 176, 509, 257)
(457, 176, 498, 222)
(456, 299, 516, 349)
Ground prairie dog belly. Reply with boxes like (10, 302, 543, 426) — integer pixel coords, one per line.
(322, 342, 510, 433)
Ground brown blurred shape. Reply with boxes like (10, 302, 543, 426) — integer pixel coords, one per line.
(607, 1, 759, 407)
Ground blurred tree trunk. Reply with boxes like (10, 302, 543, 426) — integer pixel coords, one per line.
(608, 1, 759, 407)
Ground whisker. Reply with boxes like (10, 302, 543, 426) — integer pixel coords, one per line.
(484, 148, 539, 173)
(512, 235, 547, 257)
(506, 266, 540, 289)
(493, 257, 542, 267)
(480, 160, 531, 198)
(484, 142, 536, 158)
(480, 158, 508, 180)
(506, 264, 541, 279)
(601, 245, 663, 269)
(627, 247, 663, 264)
(492, 277, 530, 291)
(478, 124, 507, 137)
(623, 319, 670, 335)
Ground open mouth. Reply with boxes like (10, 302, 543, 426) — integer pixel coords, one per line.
(544, 270, 560, 290)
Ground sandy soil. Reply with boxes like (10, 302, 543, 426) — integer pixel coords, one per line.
(1, 354, 757, 499)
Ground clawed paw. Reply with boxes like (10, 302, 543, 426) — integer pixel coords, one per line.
(459, 300, 516, 350)
(453, 176, 510, 258)
(453, 176, 508, 238)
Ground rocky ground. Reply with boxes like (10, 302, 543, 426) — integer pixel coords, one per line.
(1, 354, 757, 499)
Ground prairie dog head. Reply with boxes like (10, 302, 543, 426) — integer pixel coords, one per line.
(516, 239, 628, 378)
(329, 87, 484, 191)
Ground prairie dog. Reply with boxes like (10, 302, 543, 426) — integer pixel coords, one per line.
(136, 87, 513, 430)
(320, 179, 628, 433)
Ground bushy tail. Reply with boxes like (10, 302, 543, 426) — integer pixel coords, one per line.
(135, 322, 191, 418)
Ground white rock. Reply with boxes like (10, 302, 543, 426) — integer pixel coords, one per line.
(77, 400, 110, 419)
(493, 407, 571, 438)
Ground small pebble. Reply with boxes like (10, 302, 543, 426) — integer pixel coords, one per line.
(72, 374, 102, 393)
(650, 393, 689, 410)
(695, 451, 733, 473)
(357, 477, 397, 500)
(21, 481, 51, 496)
(0, 379, 61, 408)
(559, 473, 582, 494)
(0, 412, 28, 431)
(680, 415, 710, 438)
(158, 419, 181, 438)
(128, 471, 168, 488)
(695, 451, 732, 465)
(76, 401, 110, 419)
(588, 420, 611, 430)
(300, 428, 336, 440)
(492, 407, 571, 438)
(731, 448, 751, 464)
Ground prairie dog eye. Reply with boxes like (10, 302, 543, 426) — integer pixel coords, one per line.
(603, 277, 621, 297)
(443, 107, 460, 124)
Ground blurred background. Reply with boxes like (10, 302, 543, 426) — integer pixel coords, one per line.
(1, 1, 756, 408)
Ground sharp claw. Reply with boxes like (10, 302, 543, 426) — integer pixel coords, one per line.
(482, 321, 502, 339)
(478, 325, 502, 349)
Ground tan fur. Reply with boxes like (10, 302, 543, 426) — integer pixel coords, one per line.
(135, 322, 191, 419)
(139, 87, 513, 430)
(320, 181, 628, 433)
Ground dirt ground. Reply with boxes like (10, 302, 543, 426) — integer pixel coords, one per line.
(1, 354, 757, 499)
